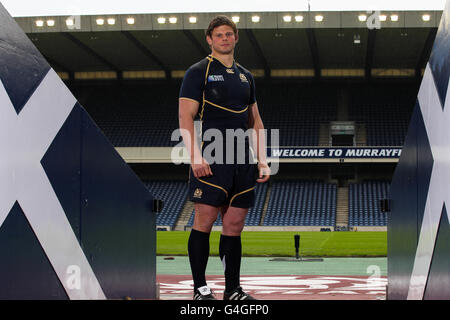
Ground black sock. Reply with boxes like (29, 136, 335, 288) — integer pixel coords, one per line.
(188, 229, 211, 291)
(219, 234, 242, 293)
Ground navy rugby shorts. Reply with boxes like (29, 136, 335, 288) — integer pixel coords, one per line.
(189, 163, 257, 208)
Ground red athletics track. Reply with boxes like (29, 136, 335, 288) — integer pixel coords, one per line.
(157, 274, 387, 300)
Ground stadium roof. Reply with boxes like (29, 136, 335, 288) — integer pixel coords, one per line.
(15, 10, 442, 81)
(3, 0, 446, 16)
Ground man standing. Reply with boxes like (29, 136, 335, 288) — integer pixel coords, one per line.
(178, 15, 270, 300)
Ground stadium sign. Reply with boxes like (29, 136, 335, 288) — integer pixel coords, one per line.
(268, 147, 402, 159)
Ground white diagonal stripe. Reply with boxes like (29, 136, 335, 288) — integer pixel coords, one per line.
(0, 68, 106, 299)
(407, 63, 450, 300)
(230, 292, 239, 300)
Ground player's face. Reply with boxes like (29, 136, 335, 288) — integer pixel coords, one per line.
(207, 25, 238, 55)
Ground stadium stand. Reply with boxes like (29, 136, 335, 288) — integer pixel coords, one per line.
(77, 82, 338, 147)
(77, 84, 180, 147)
(256, 83, 337, 147)
(263, 180, 336, 226)
(76, 81, 419, 149)
(76, 82, 407, 231)
(19, 7, 436, 235)
(348, 180, 390, 226)
(245, 182, 269, 226)
(349, 84, 416, 146)
(144, 180, 188, 229)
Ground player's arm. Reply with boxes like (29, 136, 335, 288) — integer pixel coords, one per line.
(248, 102, 270, 183)
(178, 98, 212, 178)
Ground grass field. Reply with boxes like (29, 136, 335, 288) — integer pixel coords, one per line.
(157, 231, 387, 257)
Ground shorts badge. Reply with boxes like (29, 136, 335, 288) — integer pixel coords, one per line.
(193, 188, 203, 198)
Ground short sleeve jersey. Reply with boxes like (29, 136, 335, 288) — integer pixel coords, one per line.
(179, 54, 256, 132)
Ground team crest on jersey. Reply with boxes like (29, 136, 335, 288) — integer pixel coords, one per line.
(239, 73, 248, 82)
(208, 75, 225, 82)
(193, 188, 203, 198)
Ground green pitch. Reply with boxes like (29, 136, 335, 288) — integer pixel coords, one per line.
(157, 231, 387, 257)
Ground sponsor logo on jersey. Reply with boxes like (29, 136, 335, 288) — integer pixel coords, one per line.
(208, 75, 225, 82)
(226, 69, 235, 74)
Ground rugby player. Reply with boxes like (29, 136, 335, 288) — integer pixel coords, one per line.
(178, 15, 270, 300)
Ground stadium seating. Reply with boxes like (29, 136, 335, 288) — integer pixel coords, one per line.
(245, 182, 269, 226)
(78, 82, 417, 148)
(257, 83, 337, 147)
(261, 102, 336, 146)
(79, 82, 400, 230)
(349, 85, 415, 146)
(79, 82, 337, 147)
(350, 102, 411, 146)
(348, 180, 389, 226)
(263, 180, 336, 226)
(81, 84, 180, 147)
(144, 178, 389, 229)
(144, 180, 188, 229)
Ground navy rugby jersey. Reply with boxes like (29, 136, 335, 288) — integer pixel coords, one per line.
(179, 54, 256, 133)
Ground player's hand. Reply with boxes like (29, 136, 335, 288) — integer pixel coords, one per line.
(191, 157, 213, 178)
(256, 162, 270, 183)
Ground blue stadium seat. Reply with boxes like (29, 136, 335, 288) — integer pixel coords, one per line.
(81, 83, 338, 148)
(349, 85, 415, 146)
(144, 180, 188, 229)
(263, 180, 336, 227)
(348, 180, 389, 227)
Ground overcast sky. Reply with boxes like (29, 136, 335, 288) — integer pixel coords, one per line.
(1, 0, 446, 17)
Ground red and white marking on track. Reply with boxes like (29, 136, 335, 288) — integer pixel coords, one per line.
(157, 275, 387, 300)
